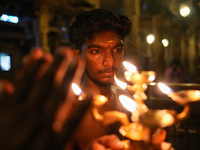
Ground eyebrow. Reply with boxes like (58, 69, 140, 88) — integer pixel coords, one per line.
(87, 43, 124, 49)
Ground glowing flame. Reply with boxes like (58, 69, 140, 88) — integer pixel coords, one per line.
(158, 82, 173, 94)
(123, 61, 137, 73)
(72, 83, 83, 96)
(114, 75, 127, 90)
(119, 95, 138, 112)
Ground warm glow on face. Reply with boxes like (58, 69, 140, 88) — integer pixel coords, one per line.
(119, 95, 138, 112)
(114, 75, 127, 90)
(158, 82, 173, 94)
(123, 61, 137, 73)
(72, 83, 83, 96)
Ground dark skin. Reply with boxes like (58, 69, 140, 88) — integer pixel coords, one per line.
(0, 48, 92, 150)
(67, 31, 127, 150)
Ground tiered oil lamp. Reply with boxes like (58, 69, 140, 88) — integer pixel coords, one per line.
(114, 61, 174, 150)
(72, 61, 200, 150)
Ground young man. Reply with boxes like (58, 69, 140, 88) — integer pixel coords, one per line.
(67, 9, 132, 149)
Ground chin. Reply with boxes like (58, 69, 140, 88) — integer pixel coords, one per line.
(98, 79, 114, 86)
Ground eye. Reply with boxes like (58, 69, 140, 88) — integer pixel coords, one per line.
(90, 49, 101, 54)
(113, 47, 123, 53)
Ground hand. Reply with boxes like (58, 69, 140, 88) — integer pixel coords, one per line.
(0, 48, 92, 150)
(86, 134, 125, 150)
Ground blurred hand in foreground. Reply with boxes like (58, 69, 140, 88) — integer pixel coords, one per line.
(86, 134, 125, 150)
(0, 47, 91, 150)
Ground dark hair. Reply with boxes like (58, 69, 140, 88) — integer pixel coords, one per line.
(68, 9, 132, 50)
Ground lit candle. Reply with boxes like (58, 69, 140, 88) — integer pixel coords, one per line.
(72, 83, 86, 101)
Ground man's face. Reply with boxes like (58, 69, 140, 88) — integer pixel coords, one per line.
(81, 31, 124, 86)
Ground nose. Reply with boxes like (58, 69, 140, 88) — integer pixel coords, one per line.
(102, 51, 114, 68)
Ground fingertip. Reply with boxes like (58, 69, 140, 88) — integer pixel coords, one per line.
(0, 80, 14, 99)
(30, 47, 44, 59)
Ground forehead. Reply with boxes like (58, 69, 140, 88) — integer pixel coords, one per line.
(83, 31, 123, 48)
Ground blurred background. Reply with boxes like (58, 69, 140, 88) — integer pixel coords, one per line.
(0, 0, 200, 82)
(0, 0, 200, 149)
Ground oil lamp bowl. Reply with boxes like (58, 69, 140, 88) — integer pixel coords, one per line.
(139, 110, 175, 128)
(168, 90, 200, 106)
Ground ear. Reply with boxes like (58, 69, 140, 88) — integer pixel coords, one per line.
(73, 49, 80, 56)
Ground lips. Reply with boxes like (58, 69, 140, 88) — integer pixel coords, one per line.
(100, 70, 114, 77)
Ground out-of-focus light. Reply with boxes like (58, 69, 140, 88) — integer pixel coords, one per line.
(146, 34, 155, 44)
(162, 39, 169, 47)
(180, 4, 190, 17)
(119, 95, 138, 112)
(123, 61, 138, 73)
(61, 26, 66, 31)
(158, 82, 173, 95)
(114, 75, 127, 90)
(0, 14, 19, 23)
(72, 83, 83, 96)
(0, 52, 11, 71)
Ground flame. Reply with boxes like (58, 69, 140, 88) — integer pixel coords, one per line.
(114, 75, 127, 90)
(119, 95, 138, 112)
(72, 83, 83, 96)
(123, 61, 137, 73)
(158, 82, 173, 94)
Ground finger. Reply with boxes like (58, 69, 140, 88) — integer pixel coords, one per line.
(16, 48, 44, 81)
(25, 49, 74, 122)
(0, 80, 14, 101)
(35, 53, 54, 79)
(41, 55, 79, 123)
(26, 49, 72, 104)
(98, 134, 125, 150)
(53, 48, 74, 87)
(71, 56, 85, 84)
(52, 56, 85, 131)
(91, 142, 106, 150)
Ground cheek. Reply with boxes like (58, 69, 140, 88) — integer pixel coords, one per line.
(85, 58, 100, 71)
(114, 54, 123, 65)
